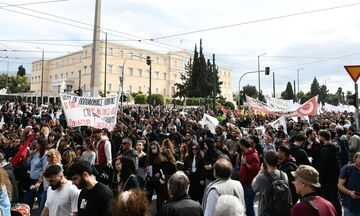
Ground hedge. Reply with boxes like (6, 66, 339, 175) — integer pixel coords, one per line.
(134, 94, 147, 104)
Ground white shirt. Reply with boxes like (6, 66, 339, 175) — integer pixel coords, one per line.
(191, 156, 197, 172)
(45, 181, 80, 216)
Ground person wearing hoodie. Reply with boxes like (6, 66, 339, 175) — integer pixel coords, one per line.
(318, 129, 342, 216)
(277, 145, 298, 205)
(203, 138, 222, 185)
(238, 138, 260, 216)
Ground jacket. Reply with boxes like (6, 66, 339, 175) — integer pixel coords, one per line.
(318, 143, 340, 186)
(203, 148, 222, 180)
(157, 196, 203, 216)
(290, 144, 311, 166)
(238, 148, 260, 187)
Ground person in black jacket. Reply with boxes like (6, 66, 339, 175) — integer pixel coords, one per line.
(318, 129, 342, 216)
(184, 143, 205, 202)
(305, 128, 322, 170)
(290, 134, 311, 166)
(156, 171, 203, 216)
(203, 138, 222, 184)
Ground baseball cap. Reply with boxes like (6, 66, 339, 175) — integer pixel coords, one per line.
(291, 165, 321, 188)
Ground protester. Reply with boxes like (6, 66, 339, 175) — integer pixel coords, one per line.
(348, 126, 360, 162)
(66, 158, 114, 216)
(291, 165, 337, 216)
(157, 171, 203, 216)
(213, 195, 246, 216)
(0, 166, 11, 215)
(81, 138, 96, 165)
(203, 138, 222, 185)
(238, 138, 260, 216)
(110, 189, 150, 216)
(318, 129, 342, 216)
(202, 157, 245, 216)
(41, 164, 79, 216)
(338, 152, 360, 216)
(290, 135, 312, 166)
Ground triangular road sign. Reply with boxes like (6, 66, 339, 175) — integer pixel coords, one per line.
(344, 65, 360, 83)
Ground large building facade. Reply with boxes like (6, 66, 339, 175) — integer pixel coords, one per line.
(30, 42, 233, 103)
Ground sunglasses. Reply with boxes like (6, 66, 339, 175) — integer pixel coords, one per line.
(192, 148, 198, 151)
(122, 142, 129, 145)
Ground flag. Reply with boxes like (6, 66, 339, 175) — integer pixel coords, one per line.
(240, 107, 245, 115)
(270, 116, 287, 134)
(217, 113, 227, 121)
(11, 134, 36, 167)
(220, 106, 228, 114)
(234, 110, 239, 117)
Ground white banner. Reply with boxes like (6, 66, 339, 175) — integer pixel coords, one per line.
(60, 94, 119, 130)
(270, 116, 287, 134)
(199, 114, 219, 134)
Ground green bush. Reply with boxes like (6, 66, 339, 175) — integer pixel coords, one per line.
(148, 94, 164, 106)
(224, 101, 235, 110)
(134, 94, 147, 104)
(165, 98, 172, 104)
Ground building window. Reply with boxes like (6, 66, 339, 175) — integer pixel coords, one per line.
(129, 52, 133, 59)
(128, 67, 133, 76)
(71, 72, 74, 77)
(163, 73, 167, 80)
(163, 88, 166, 95)
(55, 75, 58, 79)
(174, 74, 177, 80)
(61, 74, 63, 79)
(107, 64, 113, 73)
(118, 66, 123, 74)
(79, 56, 82, 62)
(72, 58, 74, 64)
(138, 69, 143, 77)
(164, 59, 167, 65)
(138, 86, 142, 92)
(139, 54, 143, 61)
(120, 50, 124, 57)
(129, 85, 132, 93)
(108, 48, 113, 56)
(107, 83, 112, 91)
(174, 60, 177, 67)
(49, 75, 52, 80)
(156, 58, 160, 64)
(156, 72, 159, 79)
(156, 88, 159, 94)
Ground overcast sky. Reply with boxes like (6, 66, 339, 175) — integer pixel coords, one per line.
(1, 0, 360, 97)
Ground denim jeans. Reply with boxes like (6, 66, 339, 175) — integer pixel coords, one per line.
(243, 186, 255, 216)
(344, 207, 360, 216)
(22, 179, 43, 209)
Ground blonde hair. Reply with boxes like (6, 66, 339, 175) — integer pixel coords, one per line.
(47, 149, 62, 164)
(0, 167, 12, 202)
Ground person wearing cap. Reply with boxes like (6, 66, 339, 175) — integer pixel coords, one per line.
(291, 165, 337, 216)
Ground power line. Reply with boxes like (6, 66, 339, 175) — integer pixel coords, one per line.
(0, 0, 68, 8)
(148, 2, 360, 40)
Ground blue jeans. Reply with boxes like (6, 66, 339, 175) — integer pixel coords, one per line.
(344, 207, 360, 216)
(23, 179, 44, 209)
(39, 189, 47, 212)
(244, 186, 255, 216)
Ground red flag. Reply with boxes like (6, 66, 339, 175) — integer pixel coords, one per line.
(11, 134, 36, 167)
(234, 110, 239, 117)
(296, 96, 318, 116)
(220, 106, 228, 114)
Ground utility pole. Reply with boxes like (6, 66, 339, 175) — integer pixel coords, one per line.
(120, 60, 126, 115)
(212, 54, 216, 113)
(297, 68, 304, 94)
(5, 61, 9, 93)
(272, 72, 275, 98)
(78, 70, 81, 88)
(90, 0, 101, 97)
(104, 32, 107, 97)
(36, 47, 44, 105)
(257, 53, 266, 97)
(146, 56, 152, 108)
(355, 83, 359, 130)
(293, 80, 296, 102)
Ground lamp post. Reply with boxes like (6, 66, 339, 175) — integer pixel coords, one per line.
(257, 52, 266, 97)
(36, 47, 44, 105)
(104, 32, 107, 97)
(119, 59, 126, 115)
(297, 68, 304, 96)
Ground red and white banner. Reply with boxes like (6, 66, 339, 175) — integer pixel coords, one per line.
(246, 95, 318, 117)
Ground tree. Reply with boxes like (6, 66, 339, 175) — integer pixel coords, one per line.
(17, 65, 26, 76)
(174, 58, 192, 99)
(325, 93, 339, 106)
(258, 91, 266, 102)
(281, 82, 294, 100)
(319, 84, 329, 105)
(7, 75, 30, 93)
(297, 91, 309, 104)
(309, 77, 320, 97)
(239, 85, 258, 104)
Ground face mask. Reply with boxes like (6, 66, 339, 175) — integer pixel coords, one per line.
(151, 149, 158, 154)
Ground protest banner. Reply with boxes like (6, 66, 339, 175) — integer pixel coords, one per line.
(246, 95, 318, 117)
(199, 114, 219, 133)
(60, 94, 119, 130)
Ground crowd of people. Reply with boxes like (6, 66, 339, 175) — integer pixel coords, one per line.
(0, 100, 359, 216)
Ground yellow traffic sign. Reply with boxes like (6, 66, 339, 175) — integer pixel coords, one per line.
(345, 65, 360, 83)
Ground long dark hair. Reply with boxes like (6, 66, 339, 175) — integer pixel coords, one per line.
(83, 138, 96, 152)
(36, 138, 47, 157)
(120, 156, 136, 181)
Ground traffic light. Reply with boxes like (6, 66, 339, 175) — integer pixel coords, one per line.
(74, 88, 82, 96)
(348, 94, 357, 106)
(265, 67, 270, 75)
(120, 95, 127, 102)
(146, 56, 151, 65)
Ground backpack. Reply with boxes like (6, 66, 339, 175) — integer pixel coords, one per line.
(264, 171, 293, 216)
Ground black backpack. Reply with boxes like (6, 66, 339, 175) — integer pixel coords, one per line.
(264, 171, 293, 216)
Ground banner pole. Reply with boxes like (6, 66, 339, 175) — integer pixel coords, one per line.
(355, 82, 359, 130)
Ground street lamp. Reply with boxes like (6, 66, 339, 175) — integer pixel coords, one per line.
(36, 47, 44, 105)
(119, 59, 126, 115)
(257, 52, 266, 97)
(297, 68, 304, 96)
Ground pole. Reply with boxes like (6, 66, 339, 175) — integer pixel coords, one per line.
(78, 70, 81, 88)
(120, 60, 126, 115)
(212, 54, 216, 113)
(5, 61, 9, 93)
(40, 49, 44, 105)
(293, 80, 296, 102)
(297, 69, 300, 95)
(272, 72, 275, 97)
(257, 55, 260, 97)
(104, 32, 107, 97)
(355, 83, 359, 130)
(149, 58, 152, 108)
(238, 69, 266, 104)
(90, 0, 101, 97)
